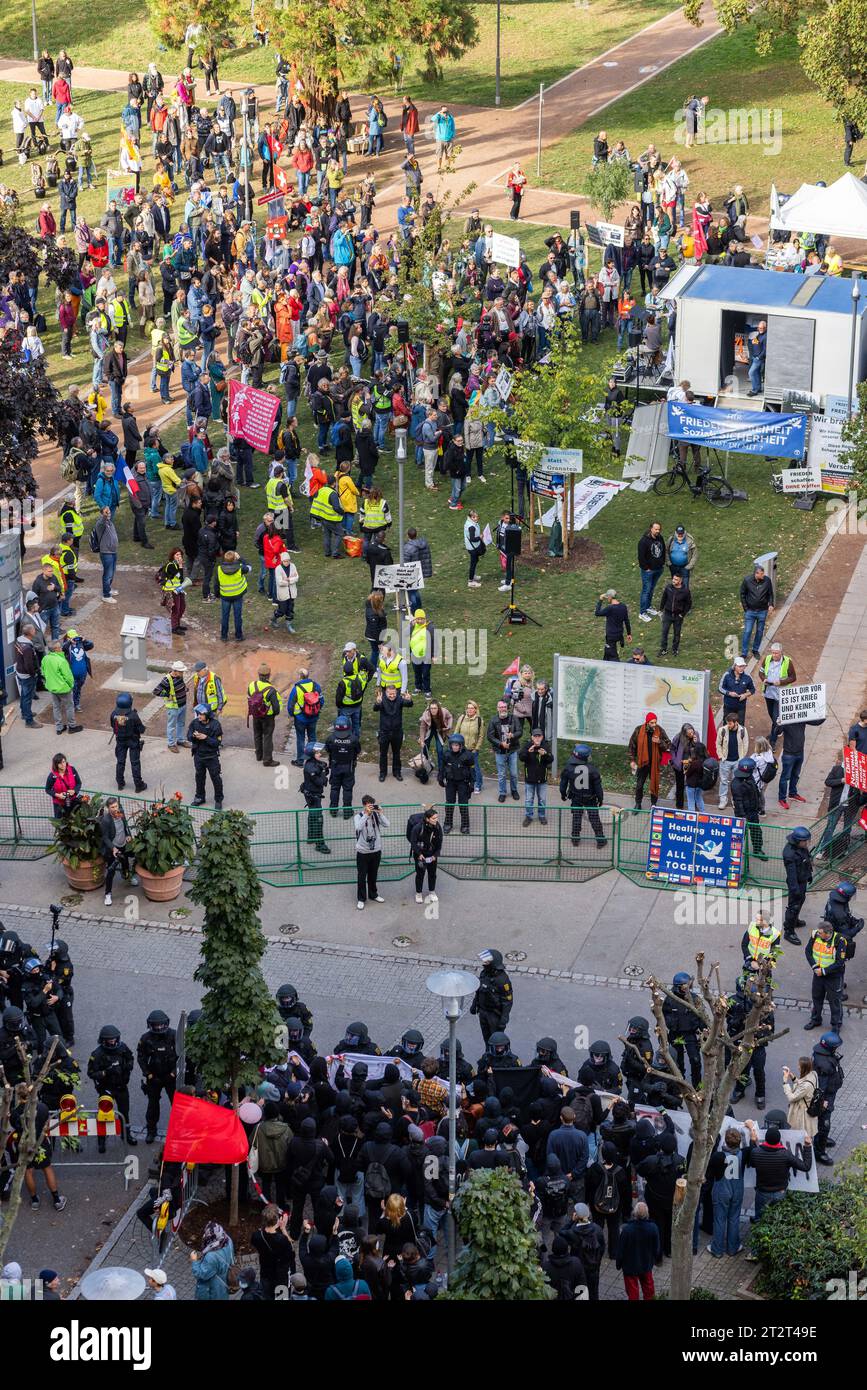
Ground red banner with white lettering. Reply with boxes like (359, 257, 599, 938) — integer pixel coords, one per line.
(844, 745, 867, 791)
(228, 379, 281, 453)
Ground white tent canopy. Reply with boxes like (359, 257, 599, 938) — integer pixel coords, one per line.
(770, 173, 867, 239)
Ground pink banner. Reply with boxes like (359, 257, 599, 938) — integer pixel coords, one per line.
(228, 379, 281, 453)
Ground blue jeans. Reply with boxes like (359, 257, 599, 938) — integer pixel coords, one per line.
(741, 608, 767, 658)
(221, 596, 244, 639)
(163, 492, 178, 527)
(60, 579, 76, 616)
(525, 784, 547, 818)
(423, 1205, 448, 1241)
(166, 704, 185, 747)
(342, 706, 362, 739)
(296, 170, 309, 196)
(149, 477, 163, 518)
(336, 1175, 364, 1212)
(640, 567, 663, 615)
(107, 235, 120, 267)
(17, 674, 35, 723)
(100, 553, 117, 597)
(449, 476, 466, 506)
(711, 1177, 744, 1256)
(753, 1188, 785, 1229)
(779, 753, 803, 801)
(159, 371, 171, 402)
(109, 379, 122, 415)
(317, 421, 329, 451)
(72, 674, 86, 709)
(495, 751, 518, 795)
(425, 731, 445, 774)
(44, 607, 61, 640)
(686, 786, 705, 812)
(294, 716, 319, 761)
(472, 750, 483, 792)
(412, 662, 431, 696)
(374, 412, 390, 447)
(749, 358, 764, 393)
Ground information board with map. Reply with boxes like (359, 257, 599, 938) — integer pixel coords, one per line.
(554, 655, 709, 747)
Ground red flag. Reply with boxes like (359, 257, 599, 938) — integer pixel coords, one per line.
(706, 703, 717, 753)
(501, 657, 520, 676)
(228, 378, 281, 452)
(163, 1092, 248, 1164)
(122, 463, 140, 500)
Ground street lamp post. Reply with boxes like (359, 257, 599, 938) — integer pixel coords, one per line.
(495, 0, 502, 109)
(425, 968, 478, 1278)
(31, 0, 38, 62)
(848, 273, 861, 421)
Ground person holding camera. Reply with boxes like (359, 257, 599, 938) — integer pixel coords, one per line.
(355, 794, 390, 911)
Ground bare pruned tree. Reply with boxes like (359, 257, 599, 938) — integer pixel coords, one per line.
(0, 1038, 59, 1266)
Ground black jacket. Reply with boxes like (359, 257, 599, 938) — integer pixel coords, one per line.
(740, 574, 774, 611)
(518, 740, 553, 784)
(187, 715, 222, 756)
(486, 712, 522, 753)
(660, 582, 693, 619)
(325, 729, 361, 770)
(731, 768, 761, 820)
(409, 816, 443, 860)
(560, 755, 603, 806)
(439, 746, 475, 789)
(662, 987, 702, 1038)
(302, 756, 329, 798)
(87, 1042, 134, 1089)
(745, 1140, 812, 1193)
(137, 1028, 177, 1078)
(374, 692, 413, 739)
(595, 598, 631, 642)
(637, 532, 666, 570)
(110, 706, 145, 747)
(615, 1218, 661, 1275)
(543, 1248, 586, 1299)
(783, 836, 813, 893)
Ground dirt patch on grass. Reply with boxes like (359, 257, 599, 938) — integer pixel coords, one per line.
(518, 538, 605, 573)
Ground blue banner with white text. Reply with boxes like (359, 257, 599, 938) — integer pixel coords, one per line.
(666, 402, 807, 459)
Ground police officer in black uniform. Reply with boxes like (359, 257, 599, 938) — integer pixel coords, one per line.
(44, 938, 75, 1045)
(325, 714, 361, 819)
(110, 691, 148, 792)
(87, 1024, 136, 1151)
(439, 732, 475, 835)
(729, 964, 774, 1109)
(137, 1009, 178, 1142)
(333, 1020, 382, 1056)
(387, 1028, 425, 1064)
(437, 1037, 475, 1084)
(0, 928, 27, 1009)
(188, 703, 224, 809)
(0, 1005, 38, 1084)
(284, 1015, 317, 1066)
(578, 1040, 622, 1091)
(477, 1031, 522, 1073)
(782, 826, 813, 945)
(470, 948, 513, 1044)
(662, 972, 703, 1085)
(21, 956, 64, 1047)
(301, 743, 330, 853)
(276, 983, 314, 1038)
(812, 1031, 844, 1166)
(621, 1016, 654, 1103)
(528, 1037, 567, 1074)
(559, 743, 607, 848)
(822, 881, 863, 1002)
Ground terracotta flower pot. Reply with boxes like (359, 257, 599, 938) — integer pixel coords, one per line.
(135, 863, 186, 902)
(62, 858, 106, 891)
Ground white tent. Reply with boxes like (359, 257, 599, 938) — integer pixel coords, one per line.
(770, 173, 867, 239)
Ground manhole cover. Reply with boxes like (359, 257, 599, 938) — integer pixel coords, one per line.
(392, 935, 413, 948)
(624, 964, 645, 977)
(505, 950, 527, 963)
(279, 923, 300, 935)
(61, 894, 83, 908)
(169, 907, 192, 921)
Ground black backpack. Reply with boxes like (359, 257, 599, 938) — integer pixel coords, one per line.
(593, 1168, 619, 1216)
(805, 1080, 823, 1119)
(364, 1159, 392, 1201)
(701, 757, 720, 792)
(543, 1176, 569, 1218)
(406, 811, 424, 849)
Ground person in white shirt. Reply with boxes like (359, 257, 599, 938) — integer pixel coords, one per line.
(11, 102, 28, 151)
(58, 106, 84, 149)
(24, 89, 47, 142)
(144, 1268, 177, 1300)
(666, 379, 690, 402)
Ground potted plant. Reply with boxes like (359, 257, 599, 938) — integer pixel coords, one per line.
(129, 793, 197, 901)
(51, 794, 107, 890)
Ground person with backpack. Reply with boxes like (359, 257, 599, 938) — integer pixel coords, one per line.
(586, 1141, 631, 1257)
(286, 1117, 329, 1241)
(562, 1203, 605, 1301)
(362, 1122, 408, 1232)
(536, 1152, 574, 1228)
(325, 1255, 371, 1301)
(61, 628, 93, 713)
(246, 663, 283, 768)
(636, 1131, 684, 1260)
(287, 668, 324, 766)
(543, 1234, 586, 1301)
(408, 806, 443, 906)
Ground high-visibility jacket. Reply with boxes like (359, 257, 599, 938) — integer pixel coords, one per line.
(310, 486, 342, 524)
(378, 654, 403, 688)
(41, 553, 67, 594)
(110, 296, 131, 330)
(158, 673, 186, 709)
(291, 680, 320, 716)
(247, 679, 282, 716)
(761, 654, 791, 680)
(811, 933, 838, 972)
(59, 543, 79, 579)
(59, 505, 84, 538)
(161, 561, 183, 592)
(155, 345, 174, 375)
(177, 319, 199, 349)
(337, 659, 369, 706)
(217, 564, 248, 598)
(409, 623, 430, 662)
(361, 497, 388, 530)
(265, 476, 288, 512)
(372, 385, 391, 414)
(196, 671, 225, 712)
(746, 922, 781, 962)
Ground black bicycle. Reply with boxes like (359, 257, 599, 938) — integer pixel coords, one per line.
(653, 454, 734, 508)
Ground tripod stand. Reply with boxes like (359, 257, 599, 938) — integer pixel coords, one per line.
(495, 442, 542, 633)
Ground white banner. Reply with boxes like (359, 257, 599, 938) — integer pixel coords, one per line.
(326, 1051, 447, 1093)
(780, 463, 821, 493)
(374, 562, 424, 592)
(538, 475, 630, 530)
(495, 367, 513, 401)
(490, 231, 520, 268)
(778, 682, 826, 725)
(555, 654, 709, 745)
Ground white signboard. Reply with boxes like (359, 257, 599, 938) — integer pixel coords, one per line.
(808, 417, 845, 470)
(778, 682, 826, 725)
(495, 367, 513, 401)
(373, 562, 424, 592)
(592, 220, 625, 247)
(555, 653, 709, 746)
(780, 463, 821, 493)
(490, 231, 520, 268)
(538, 474, 629, 530)
(824, 394, 857, 423)
(542, 447, 583, 473)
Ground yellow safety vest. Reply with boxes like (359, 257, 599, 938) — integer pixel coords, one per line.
(161, 563, 182, 592)
(362, 498, 387, 530)
(60, 507, 84, 538)
(59, 544, 78, 578)
(378, 654, 403, 688)
(811, 934, 837, 971)
(41, 553, 66, 593)
(409, 624, 429, 661)
(247, 679, 283, 715)
(198, 672, 224, 711)
(310, 485, 342, 524)
(265, 476, 287, 512)
(217, 564, 248, 598)
(338, 660, 369, 706)
(155, 346, 173, 374)
(746, 923, 780, 961)
(761, 654, 790, 679)
(292, 680, 316, 716)
(163, 674, 185, 709)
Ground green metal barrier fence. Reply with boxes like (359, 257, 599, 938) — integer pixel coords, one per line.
(3, 785, 862, 890)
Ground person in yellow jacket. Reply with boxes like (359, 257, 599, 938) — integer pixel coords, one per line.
(376, 642, 408, 693)
(336, 461, 360, 535)
(192, 660, 226, 714)
(157, 455, 183, 529)
(216, 550, 252, 641)
(247, 661, 283, 766)
(409, 609, 434, 698)
(359, 487, 391, 539)
(85, 387, 110, 422)
(309, 475, 345, 558)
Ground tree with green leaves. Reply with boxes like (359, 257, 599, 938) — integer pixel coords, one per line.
(443, 1167, 554, 1300)
(147, 0, 238, 52)
(186, 810, 281, 1225)
(495, 320, 612, 465)
(582, 160, 634, 223)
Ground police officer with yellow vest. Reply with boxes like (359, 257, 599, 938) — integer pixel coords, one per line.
(309, 473, 345, 559)
(804, 922, 846, 1031)
(376, 642, 407, 694)
(741, 912, 783, 969)
(216, 550, 251, 642)
(247, 662, 283, 766)
(335, 641, 374, 739)
(408, 609, 434, 697)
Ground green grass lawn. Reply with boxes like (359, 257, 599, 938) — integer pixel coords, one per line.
(539, 30, 847, 220)
(2, 0, 673, 107)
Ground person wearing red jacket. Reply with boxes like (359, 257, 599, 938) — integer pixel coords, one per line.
(51, 74, 71, 122)
(88, 228, 110, 270)
(507, 163, 527, 221)
(58, 290, 77, 358)
(38, 204, 56, 239)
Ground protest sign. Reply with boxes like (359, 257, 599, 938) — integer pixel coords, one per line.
(667, 402, 807, 459)
(645, 806, 746, 889)
(373, 562, 424, 592)
(490, 232, 520, 268)
(228, 380, 281, 452)
(780, 464, 821, 493)
(844, 746, 867, 792)
(778, 682, 826, 725)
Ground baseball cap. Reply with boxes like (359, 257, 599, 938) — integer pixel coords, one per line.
(343, 641, 357, 653)
(192, 661, 207, 672)
(144, 1268, 167, 1285)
